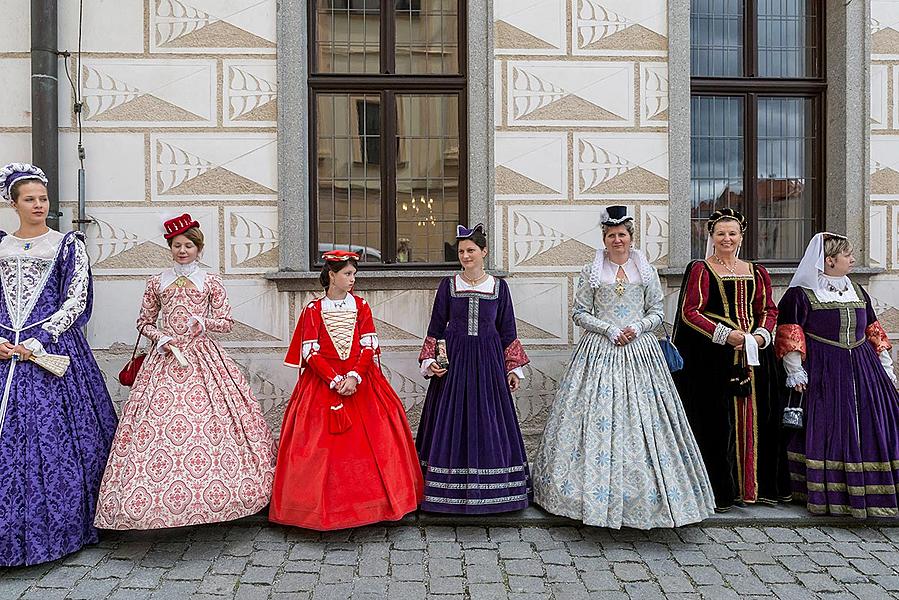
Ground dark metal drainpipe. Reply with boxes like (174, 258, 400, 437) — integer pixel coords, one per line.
(31, 0, 60, 231)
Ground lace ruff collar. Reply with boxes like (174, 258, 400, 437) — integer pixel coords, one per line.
(160, 261, 206, 291)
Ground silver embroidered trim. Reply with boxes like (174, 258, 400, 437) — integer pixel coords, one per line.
(0, 256, 55, 329)
(426, 480, 528, 490)
(712, 322, 731, 345)
(449, 280, 498, 337)
(424, 492, 531, 505)
(467, 297, 479, 335)
(422, 462, 528, 475)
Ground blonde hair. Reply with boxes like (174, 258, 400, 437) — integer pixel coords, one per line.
(823, 234, 851, 260)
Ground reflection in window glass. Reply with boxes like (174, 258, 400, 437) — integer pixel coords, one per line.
(691, 96, 744, 258)
(395, 0, 459, 74)
(757, 0, 819, 78)
(316, 0, 381, 74)
(691, 0, 743, 77)
(316, 94, 383, 263)
(757, 97, 815, 260)
(395, 95, 460, 263)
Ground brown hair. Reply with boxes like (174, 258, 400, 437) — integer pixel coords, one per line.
(601, 221, 635, 239)
(320, 257, 359, 289)
(10, 178, 48, 203)
(166, 226, 204, 251)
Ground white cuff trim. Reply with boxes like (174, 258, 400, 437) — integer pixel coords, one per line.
(302, 341, 320, 360)
(346, 371, 362, 385)
(157, 335, 174, 352)
(21, 338, 46, 357)
(420, 358, 437, 378)
(188, 315, 206, 333)
(329, 374, 345, 389)
(510, 366, 525, 380)
(785, 369, 808, 389)
(713, 323, 732, 345)
(360, 333, 379, 350)
(753, 327, 772, 348)
(605, 326, 623, 343)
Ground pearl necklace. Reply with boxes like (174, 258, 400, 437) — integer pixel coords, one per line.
(712, 254, 739, 276)
(461, 270, 487, 286)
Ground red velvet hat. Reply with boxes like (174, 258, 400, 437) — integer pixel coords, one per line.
(322, 250, 359, 263)
(163, 213, 200, 239)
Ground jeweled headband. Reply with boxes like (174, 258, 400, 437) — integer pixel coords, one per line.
(706, 207, 747, 233)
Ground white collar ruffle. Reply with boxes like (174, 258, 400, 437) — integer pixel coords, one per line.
(160, 261, 206, 291)
(454, 273, 496, 293)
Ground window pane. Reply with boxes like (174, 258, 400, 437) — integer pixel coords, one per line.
(316, 94, 383, 263)
(757, 0, 819, 77)
(756, 96, 815, 260)
(691, 0, 743, 77)
(316, 0, 380, 74)
(691, 95, 744, 258)
(395, 94, 460, 263)
(395, 0, 459, 74)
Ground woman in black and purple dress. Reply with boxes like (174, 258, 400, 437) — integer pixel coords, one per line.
(416, 224, 531, 513)
(776, 232, 899, 518)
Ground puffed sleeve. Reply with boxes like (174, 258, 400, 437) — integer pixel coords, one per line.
(134, 277, 174, 353)
(496, 278, 528, 376)
(419, 277, 451, 371)
(775, 286, 810, 388)
(571, 265, 622, 342)
(193, 276, 233, 334)
(679, 261, 732, 345)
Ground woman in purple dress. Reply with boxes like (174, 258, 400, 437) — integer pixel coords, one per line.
(416, 224, 531, 513)
(776, 232, 899, 517)
(0, 163, 118, 566)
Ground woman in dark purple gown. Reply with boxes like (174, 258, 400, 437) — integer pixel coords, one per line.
(0, 163, 118, 566)
(776, 232, 899, 517)
(416, 224, 531, 513)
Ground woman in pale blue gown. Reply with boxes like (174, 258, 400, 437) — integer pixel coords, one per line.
(532, 206, 714, 529)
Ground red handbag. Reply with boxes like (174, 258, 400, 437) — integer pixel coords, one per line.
(118, 327, 147, 387)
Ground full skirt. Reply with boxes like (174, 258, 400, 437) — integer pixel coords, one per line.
(788, 340, 899, 517)
(0, 330, 117, 566)
(533, 332, 715, 528)
(94, 338, 276, 530)
(269, 368, 423, 530)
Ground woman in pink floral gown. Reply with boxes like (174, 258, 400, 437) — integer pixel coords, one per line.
(94, 214, 276, 530)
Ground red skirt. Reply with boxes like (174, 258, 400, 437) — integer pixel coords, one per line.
(269, 368, 423, 530)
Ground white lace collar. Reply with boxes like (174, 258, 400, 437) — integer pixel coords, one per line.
(321, 293, 357, 312)
(815, 273, 860, 303)
(159, 261, 206, 291)
(0, 229, 64, 260)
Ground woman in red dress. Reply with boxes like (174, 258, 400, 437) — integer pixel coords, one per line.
(269, 251, 423, 530)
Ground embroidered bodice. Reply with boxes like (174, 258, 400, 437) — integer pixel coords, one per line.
(572, 263, 663, 340)
(137, 273, 233, 349)
(0, 230, 90, 341)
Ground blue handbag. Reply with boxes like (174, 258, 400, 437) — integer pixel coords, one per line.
(658, 322, 684, 372)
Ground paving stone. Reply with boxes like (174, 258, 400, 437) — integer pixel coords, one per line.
(313, 583, 354, 600)
(544, 564, 578, 583)
(196, 572, 239, 595)
(724, 573, 770, 595)
(466, 582, 508, 600)
(826, 566, 868, 584)
(275, 572, 319, 593)
(581, 570, 621, 592)
(508, 576, 546, 593)
(120, 567, 166, 589)
(504, 558, 543, 576)
(430, 557, 463, 578)
(498, 542, 534, 559)
(240, 565, 279, 585)
(318, 565, 354, 584)
(465, 548, 499, 565)
(90, 559, 135, 579)
(290, 543, 325, 561)
(612, 563, 651, 582)
(164, 559, 212, 580)
(658, 574, 695, 594)
(696, 584, 741, 600)
(849, 558, 894, 575)
(489, 528, 521, 543)
(429, 576, 463, 595)
(465, 563, 504, 584)
(36, 565, 90, 588)
(548, 527, 581, 541)
(844, 582, 893, 600)
(537, 548, 572, 565)
(0, 580, 33, 599)
(388, 580, 427, 599)
(753, 564, 798, 584)
(391, 563, 424, 582)
(624, 581, 665, 599)
(428, 541, 462, 559)
(685, 565, 725, 586)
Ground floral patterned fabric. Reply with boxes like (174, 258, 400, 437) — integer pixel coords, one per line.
(0, 230, 117, 566)
(533, 265, 715, 529)
(94, 273, 276, 530)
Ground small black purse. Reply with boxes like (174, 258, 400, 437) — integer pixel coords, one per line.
(782, 390, 804, 429)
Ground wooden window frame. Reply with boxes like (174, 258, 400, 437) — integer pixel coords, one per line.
(690, 0, 826, 264)
(307, 0, 469, 269)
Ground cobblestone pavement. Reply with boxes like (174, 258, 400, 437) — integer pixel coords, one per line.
(3, 523, 899, 599)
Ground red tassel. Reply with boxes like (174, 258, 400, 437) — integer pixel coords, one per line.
(329, 403, 352, 434)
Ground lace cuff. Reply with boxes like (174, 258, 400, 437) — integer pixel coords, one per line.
(20, 338, 46, 357)
(712, 323, 732, 345)
(753, 327, 772, 349)
(329, 374, 345, 390)
(346, 370, 362, 385)
(785, 369, 809, 388)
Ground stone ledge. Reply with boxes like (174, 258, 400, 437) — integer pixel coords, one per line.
(235, 503, 892, 529)
(265, 269, 511, 292)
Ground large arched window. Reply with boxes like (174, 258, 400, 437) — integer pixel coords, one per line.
(690, 0, 824, 262)
(309, 0, 467, 267)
